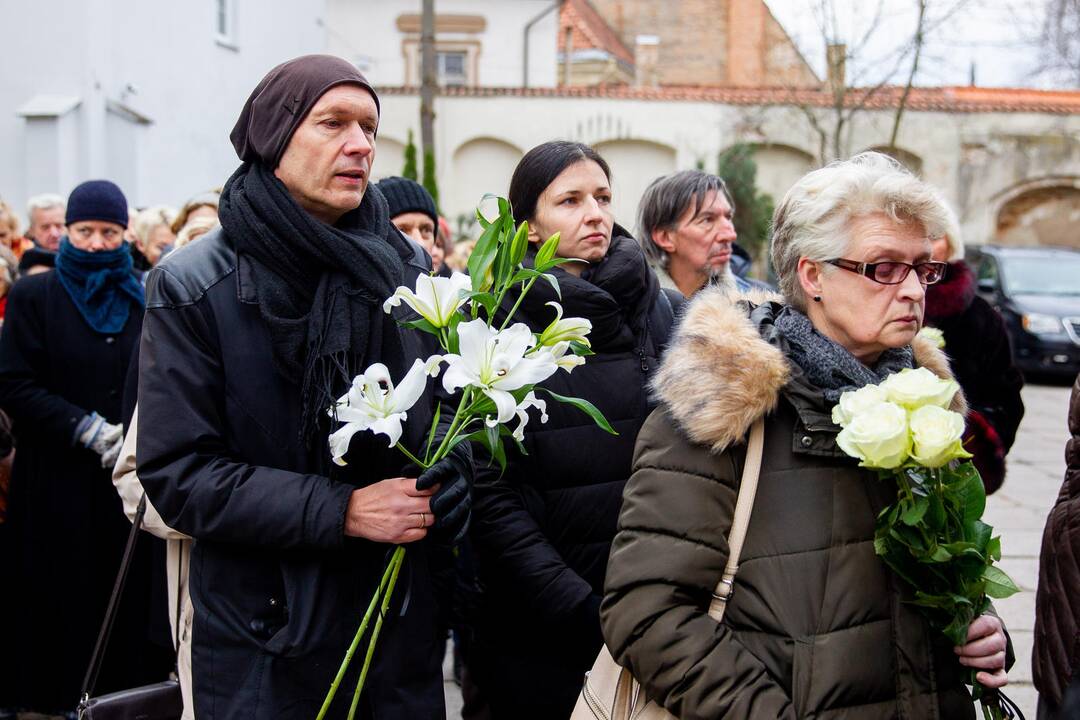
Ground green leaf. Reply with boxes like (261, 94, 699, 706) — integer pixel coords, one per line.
(925, 493, 947, 531)
(874, 535, 890, 556)
(901, 496, 930, 526)
(401, 317, 440, 335)
(537, 388, 617, 435)
(947, 463, 987, 524)
(446, 312, 463, 354)
(986, 536, 1002, 562)
(467, 221, 501, 293)
(539, 272, 561, 300)
(930, 546, 953, 562)
(464, 291, 498, 322)
(536, 256, 573, 273)
(535, 231, 561, 268)
(568, 341, 594, 357)
(982, 566, 1020, 599)
(942, 607, 977, 646)
(967, 520, 993, 553)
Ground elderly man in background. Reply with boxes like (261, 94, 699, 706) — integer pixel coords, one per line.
(638, 170, 753, 297)
(136, 55, 470, 718)
(18, 193, 66, 274)
(376, 175, 446, 274)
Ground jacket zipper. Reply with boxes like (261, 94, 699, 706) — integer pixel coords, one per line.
(637, 347, 649, 372)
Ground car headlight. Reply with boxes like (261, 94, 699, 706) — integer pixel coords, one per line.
(1022, 312, 1064, 335)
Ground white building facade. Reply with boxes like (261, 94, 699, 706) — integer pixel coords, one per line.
(0, 0, 326, 217)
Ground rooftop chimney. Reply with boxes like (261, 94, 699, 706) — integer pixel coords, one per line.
(635, 34, 660, 87)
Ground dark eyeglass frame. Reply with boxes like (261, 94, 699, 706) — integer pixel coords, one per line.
(825, 258, 947, 286)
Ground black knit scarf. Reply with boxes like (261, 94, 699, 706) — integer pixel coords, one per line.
(773, 305, 914, 403)
(508, 234, 659, 352)
(218, 162, 408, 444)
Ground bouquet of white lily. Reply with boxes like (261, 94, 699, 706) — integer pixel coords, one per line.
(833, 367, 1022, 720)
(315, 197, 615, 719)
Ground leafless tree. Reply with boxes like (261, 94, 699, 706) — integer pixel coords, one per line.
(1035, 0, 1080, 85)
(420, 0, 437, 160)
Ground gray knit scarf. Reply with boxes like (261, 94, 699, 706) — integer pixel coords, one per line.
(773, 305, 914, 402)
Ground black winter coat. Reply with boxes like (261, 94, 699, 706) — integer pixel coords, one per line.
(926, 261, 1024, 494)
(469, 236, 678, 719)
(137, 228, 448, 720)
(0, 269, 168, 710)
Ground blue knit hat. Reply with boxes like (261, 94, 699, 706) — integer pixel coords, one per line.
(65, 180, 129, 228)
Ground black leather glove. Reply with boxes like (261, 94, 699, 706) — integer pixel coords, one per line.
(415, 443, 473, 545)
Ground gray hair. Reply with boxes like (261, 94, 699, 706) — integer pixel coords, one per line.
(26, 193, 65, 222)
(133, 205, 178, 244)
(769, 152, 952, 309)
(637, 170, 734, 270)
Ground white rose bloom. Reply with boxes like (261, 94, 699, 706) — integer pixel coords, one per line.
(835, 401, 911, 469)
(831, 384, 889, 427)
(916, 326, 946, 349)
(909, 405, 970, 468)
(880, 367, 959, 410)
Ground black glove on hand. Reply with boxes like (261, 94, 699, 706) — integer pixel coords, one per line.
(415, 443, 473, 545)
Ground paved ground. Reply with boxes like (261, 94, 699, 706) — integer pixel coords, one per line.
(983, 379, 1074, 717)
(443, 380, 1075, 718)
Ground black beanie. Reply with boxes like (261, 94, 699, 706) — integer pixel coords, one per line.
(375, 176, 438, 226)
(65, 180, 129, 228)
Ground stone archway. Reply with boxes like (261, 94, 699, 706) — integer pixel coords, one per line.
(865, 145, 924, 175)
(994, 179, 1080, 248)
(450, 137, 523, 226)
(592, 139, 677, 231)
(744, 142, 816, 201)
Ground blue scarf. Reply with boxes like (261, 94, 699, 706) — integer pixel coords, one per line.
(55, 239, 144, 335)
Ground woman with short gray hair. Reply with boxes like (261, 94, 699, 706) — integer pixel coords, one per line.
(600, 152, 1010, 719)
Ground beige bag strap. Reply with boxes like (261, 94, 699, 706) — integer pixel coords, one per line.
(707, 417, 765, 621)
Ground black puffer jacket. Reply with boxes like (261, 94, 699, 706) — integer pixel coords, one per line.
(925, 261, 1024, 494)
(469, 236, 678, 719)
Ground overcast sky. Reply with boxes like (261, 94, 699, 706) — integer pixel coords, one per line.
(763, 0, 1057, 89)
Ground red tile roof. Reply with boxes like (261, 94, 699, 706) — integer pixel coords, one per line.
(379, 84, 1080, 114)
(558, 0, 635, 67)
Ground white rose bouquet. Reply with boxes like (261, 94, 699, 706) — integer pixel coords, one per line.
(833, 368, 1020, 720)
(315, 198, 614, 719)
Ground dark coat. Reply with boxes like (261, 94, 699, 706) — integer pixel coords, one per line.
(136, 228, 447, 720)
(0, 269, 167, 710)
(601, 289, 996, 720)
(468, 236, 678, 719)
(926, 261, 1024, 494)
(1033, 373, 1080, 713)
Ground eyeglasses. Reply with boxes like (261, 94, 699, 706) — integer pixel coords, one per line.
(825, 258, 947, 285)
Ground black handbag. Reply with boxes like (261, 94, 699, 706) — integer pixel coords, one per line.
(77, 494, 183, 719)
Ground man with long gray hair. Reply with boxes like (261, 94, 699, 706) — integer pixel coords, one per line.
(638, 170, 753, 297)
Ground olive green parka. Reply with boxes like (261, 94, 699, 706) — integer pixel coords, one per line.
(600, 287, 997, 720)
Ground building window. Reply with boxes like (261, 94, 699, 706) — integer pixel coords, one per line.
(438, 51, 468, 86)
(216, 0, 237, 48)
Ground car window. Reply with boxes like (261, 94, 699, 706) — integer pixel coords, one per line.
(978, 257, 998, 283)
(1001, 254, 1080, 296)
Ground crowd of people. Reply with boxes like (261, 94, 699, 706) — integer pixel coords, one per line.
(0, 52, 1074, 720)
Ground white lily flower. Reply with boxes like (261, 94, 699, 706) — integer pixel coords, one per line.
(538, 302, 592, 348)
(511, 391, 549, 442)
(534, 341, 586, 373)
(327, 357, 437, 464)
(442, 320, 559, 425)
(382, 271, 471, 328)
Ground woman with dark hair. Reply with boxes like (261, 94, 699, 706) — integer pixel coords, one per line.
(467, 140, 680, 718)
(925, 209, 1024, 494)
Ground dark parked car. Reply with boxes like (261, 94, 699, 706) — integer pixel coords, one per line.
(969, 245, 1080, 378)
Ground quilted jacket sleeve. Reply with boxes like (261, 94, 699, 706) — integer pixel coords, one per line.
(600, 407, 797, 720)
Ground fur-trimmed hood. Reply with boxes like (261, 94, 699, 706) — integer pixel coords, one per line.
(652, 286, 966, 454)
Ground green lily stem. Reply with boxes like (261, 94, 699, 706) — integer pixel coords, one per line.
(346, 546, 406, 720)
(499, 277, 537, 332)
(427, 387, 473, 465)
(395, 443, 430, 471)
(315, 546, 401, 720)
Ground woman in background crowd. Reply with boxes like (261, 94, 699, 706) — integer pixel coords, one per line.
(924, 208, 1024, 494)
(132, 205, 178, 267)
(469, 140, 680, 719)
(601, 153, 1010, 719)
